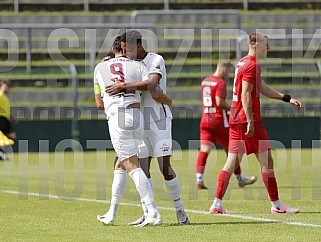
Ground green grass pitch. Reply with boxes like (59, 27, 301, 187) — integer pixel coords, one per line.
(1, 149, 321, 241)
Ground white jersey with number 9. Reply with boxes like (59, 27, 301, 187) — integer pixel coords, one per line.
(93, 56, 149, 118)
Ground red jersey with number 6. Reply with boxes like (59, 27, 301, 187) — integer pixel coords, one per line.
(200, 75, 229, 128)
(230, 55, 262, 125)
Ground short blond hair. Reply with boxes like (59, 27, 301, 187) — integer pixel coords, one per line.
(217, 60, 233, 69)
(248, 32, 268, 46)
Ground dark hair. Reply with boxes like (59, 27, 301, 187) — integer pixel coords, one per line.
(121, 30, 142, 45)
(0, 79, 9, 87)
(112, 35, 122, 53)
(106, 35, 122, 57)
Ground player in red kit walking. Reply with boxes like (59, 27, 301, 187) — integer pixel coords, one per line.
(196, 60, 257, 189)
(209, 32, 301, 214)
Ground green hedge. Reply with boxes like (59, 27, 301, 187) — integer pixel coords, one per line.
(11, 117, 320, 152)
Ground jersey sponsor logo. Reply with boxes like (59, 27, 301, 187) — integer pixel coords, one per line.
(160, 142, 170, 152)
(201, 81, 217, 86)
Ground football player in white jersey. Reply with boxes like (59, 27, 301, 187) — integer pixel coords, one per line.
(106, 30, 190, 225)
(94, 35, 162, 227)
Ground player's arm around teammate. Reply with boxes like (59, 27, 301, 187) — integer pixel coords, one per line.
(105, 73, 173, 107)
(149, 90, 173, 107)
(113, 30, 189, 225)
(95, 36, 161, 227)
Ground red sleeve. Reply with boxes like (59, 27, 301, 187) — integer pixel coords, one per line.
(216, 79, 227, 98)
(242, 62, 257, 85)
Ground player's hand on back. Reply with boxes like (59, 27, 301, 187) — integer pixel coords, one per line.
(105, 79, 125, 95)
(101, 56, 112, 62)
(290, 98, 302, 109)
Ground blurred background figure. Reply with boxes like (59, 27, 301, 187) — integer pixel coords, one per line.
(0, 80, 16, 161)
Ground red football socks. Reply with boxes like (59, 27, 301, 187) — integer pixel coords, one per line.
(262, 171, 279, 201)
(215, 170, 231, 199)
(196, 151, 208, 174)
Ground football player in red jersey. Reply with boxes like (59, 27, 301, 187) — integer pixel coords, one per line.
(209, 32, 301, 214)
(196, 60, 257, 189)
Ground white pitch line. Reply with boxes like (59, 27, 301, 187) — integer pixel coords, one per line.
(1, 190, 321, 228)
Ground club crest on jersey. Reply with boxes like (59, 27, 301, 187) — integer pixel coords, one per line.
(160, 142, 170, 152)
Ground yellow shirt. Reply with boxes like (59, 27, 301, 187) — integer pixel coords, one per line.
(0, 91, 10, 120)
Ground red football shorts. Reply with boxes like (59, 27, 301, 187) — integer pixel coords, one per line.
(200, 118, 229, 148)
(228, 120, 270, 155)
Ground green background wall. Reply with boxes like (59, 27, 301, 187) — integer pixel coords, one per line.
(12, 117, 320, 152)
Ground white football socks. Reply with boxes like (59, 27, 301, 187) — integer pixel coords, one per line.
(271, 200, 282, 208)
(165, 176, 183, 211)
(109, 169, 127, 216)
(211, 198, 222, 210)
(140, 178, 152, 217)
(129, 168, 158, 218)
(196, 173, 203, 183)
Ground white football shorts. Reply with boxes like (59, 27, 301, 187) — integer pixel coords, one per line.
(108, 107, 144, 162)
(139, 117, 173, 158)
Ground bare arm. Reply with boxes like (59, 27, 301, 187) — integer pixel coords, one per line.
(260, 80, 302, 109)
(105, 73, 174, 106)
(242, 80, 254, 137)
(95, 94, 104, 110)
(105, 74, 160, 95)
(215, 96, 230, 111)
(151, 91, 173, 107)
(260, 80, 283, 100)
(94, 82, 104, 109)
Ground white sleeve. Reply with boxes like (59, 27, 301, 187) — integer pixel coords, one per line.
(148, 55, 164, 77)
(140, 63, 150, 81)
(93, 65, 99, 85)
(93, 64, 104, 96)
